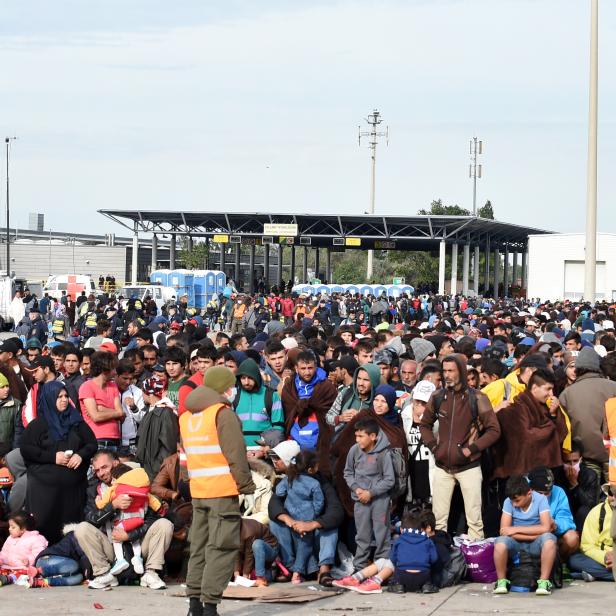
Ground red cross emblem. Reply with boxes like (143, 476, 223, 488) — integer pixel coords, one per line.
(67, 275, 86, 301)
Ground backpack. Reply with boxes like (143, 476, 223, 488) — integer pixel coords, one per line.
(290, 413, 319, 450)
(377, 447, 408, 499)
(233, 387, 274, 419)
(85, 311, 98, 330)
(439, 546, 467, 587)
(508, 550, 538, 591)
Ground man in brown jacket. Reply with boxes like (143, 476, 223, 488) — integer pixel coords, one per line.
(420, 354, 500, 539)
(181, 367, 255, 616)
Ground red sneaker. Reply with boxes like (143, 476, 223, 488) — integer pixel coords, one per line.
(332, 576, 361, 590)
(354, 579, 383, 594)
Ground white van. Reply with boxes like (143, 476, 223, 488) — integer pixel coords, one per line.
(117, 285, 177, 311)
(44, 275, 97, 300)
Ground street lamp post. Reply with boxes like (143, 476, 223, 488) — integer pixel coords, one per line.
(584, 0, 599, 301)
(5, 137, 17, 277)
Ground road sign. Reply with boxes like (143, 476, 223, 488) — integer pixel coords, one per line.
(264, 223, 298, 236)
(392, 277, 405, 285)
(213, 234, 229, 243)
(345, 237, 361, 247)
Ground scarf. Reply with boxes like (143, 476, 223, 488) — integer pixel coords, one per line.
(373, 384, 400, 427)
(37, 380, 83, 442)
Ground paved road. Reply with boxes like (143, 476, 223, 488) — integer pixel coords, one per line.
(1, 580, 613, 616)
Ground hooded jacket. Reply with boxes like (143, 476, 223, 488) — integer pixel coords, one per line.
(180, 385, 255, 495)
(0, 529, 48, 568)
(236, 359, 285, 446)
(343, 429, 395, 500)
(390, 529, 439, 572)
(326, 363, 381, 427)
(419, 354, 500, 474)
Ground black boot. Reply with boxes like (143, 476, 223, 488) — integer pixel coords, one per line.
(202, 603, 218, 616)
(187, 597, 204, 616)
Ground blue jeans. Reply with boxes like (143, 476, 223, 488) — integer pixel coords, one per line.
(252, 540, 279, 578)
(270, 520, 338, 574)
(569, 552, 614, 581)
(36, 555, 83, 586)
(495, 532, 556, 557)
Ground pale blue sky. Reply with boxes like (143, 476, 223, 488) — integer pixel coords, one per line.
(1, 0, 615, 235)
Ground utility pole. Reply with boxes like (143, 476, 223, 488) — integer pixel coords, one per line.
(359, 109, 388, 281)
(469, 137, 483, 216)
(5, 137, 17, 277)
(584, 0, 598, 302)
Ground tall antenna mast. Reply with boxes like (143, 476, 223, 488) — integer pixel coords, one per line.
(469, 137, 483, 216)
(359, 109, 388, 281)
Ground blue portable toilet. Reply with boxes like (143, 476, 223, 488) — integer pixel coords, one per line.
(345, 285, 360, 295)
(401, 285, 414, 295)
(150, 269, 170, 286)
(206, 271, 217, 295)
(316, 285, 330, 295)
(373, 285, 388, 297)
(330, 285, 345, 293)
(215, 271, 226, 295)
(359, 285, 373, 296)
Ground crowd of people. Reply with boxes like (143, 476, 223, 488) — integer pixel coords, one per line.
(1, 284, 616, 615)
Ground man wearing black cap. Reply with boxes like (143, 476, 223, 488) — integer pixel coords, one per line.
(27, 306, 48, 344)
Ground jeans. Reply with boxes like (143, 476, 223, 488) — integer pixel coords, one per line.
(495, 532, 556, 557)
(36, 555, 83, 586)
(252, 540, 279, 578)
(269, 520, 338, 574)
(569, 552, 614, 581)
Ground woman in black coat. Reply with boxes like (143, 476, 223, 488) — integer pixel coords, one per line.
(20, 380, 97, 544)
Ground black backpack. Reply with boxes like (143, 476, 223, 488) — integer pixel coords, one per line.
(233, 386, 275, 419)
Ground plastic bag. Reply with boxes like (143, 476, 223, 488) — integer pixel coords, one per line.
(456, 537, 497, 583)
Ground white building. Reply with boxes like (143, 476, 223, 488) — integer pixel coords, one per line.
(527, 233, 616, 302)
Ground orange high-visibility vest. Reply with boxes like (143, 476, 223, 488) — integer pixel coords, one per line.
(179, 403, 238, 498)
(606, 398, 616, 485)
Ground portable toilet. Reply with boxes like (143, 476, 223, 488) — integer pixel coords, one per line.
(215, 271, 226, 295)
(359, 285, 373, 297)
(150, 269, 170, 286)
(206, 271, 217, 296)
(373, 285, 388, 297)
(316, 285, 330, 295)
(330, 285, 345, 293)
(168, 269, 195, 306)
(401, 285, 414, 295)
(345, 285, 360, 295)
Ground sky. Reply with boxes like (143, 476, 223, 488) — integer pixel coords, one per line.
(1, 0, 615, 237)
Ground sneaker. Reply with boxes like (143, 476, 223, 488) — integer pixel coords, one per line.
(422, 582, 439, 594)
(493, 579, 510, 594)
(89, 572, 117, 589)
(109, 558, 130, 576)
(131, 555, 145, 575)
(386, 583, 406, 594)
(354, 579, 383, 594)
(140, 570, 166, 590)
(535, 579, 552, 595)
(581, 571, 596, 583)
(332, 576, 361, 590)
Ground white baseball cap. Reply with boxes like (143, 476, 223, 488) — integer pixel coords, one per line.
(412, 380, 436, 402)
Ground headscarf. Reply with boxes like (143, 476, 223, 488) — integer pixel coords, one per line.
(373, 384, 400, 426)
(37, 380, 83, 442)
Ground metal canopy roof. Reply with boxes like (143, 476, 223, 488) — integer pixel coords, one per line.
(98, 210, 552, 251)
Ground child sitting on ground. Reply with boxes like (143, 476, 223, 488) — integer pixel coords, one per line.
(234, 518, 279, 587)
(95, 464, 161, 576)
(274, 450, 324, 583)
(343, 417, 396, 571)
(333, 507, 439, 594)
(492, 474, 557, 596)
(0, 512, 48, 586)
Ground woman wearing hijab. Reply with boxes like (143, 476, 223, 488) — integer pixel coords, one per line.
(372, 384, 402, 427)
(20, 381, 97, 544)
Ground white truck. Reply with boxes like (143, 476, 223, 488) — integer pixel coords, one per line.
(117, 285, 177, 311)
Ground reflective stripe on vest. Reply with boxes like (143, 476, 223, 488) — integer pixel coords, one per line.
(606, 398, 616, 485)
(179, 403, 238, 498)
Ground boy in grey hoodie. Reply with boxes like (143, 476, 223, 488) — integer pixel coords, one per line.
(343, 417, 395, 569)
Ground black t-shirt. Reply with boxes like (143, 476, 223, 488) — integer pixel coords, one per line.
(408, 421, 432, 502)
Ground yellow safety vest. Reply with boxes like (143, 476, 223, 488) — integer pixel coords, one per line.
(179, 403, 238, 499)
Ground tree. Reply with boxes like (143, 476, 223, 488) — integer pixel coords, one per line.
(478, 200, 495, 220)
(178, 242, 209, 269)
(418, 199, 471, 216)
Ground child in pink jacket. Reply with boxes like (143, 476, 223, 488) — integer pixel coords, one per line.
(0, 512, 48, 570)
